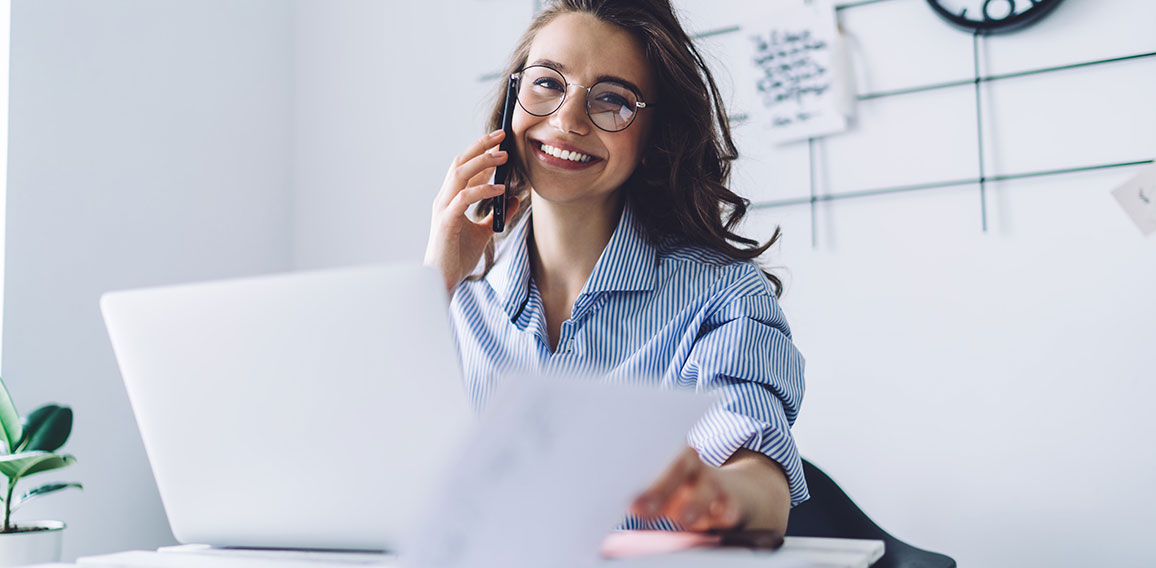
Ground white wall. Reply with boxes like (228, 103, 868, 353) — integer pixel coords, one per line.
(0, 0, 10, 355)
(290, 0, 533, 270)
(684, 0, 1156, 566)
(289, 0, 1156, 567)
(4, 0, 294, 559)
(292, 0, 398, 269)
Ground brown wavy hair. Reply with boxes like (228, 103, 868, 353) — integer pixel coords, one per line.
(472, 0, 784, 296)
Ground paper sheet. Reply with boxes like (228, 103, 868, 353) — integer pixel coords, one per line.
(403, 377, 714, 568)
(1111, 162, 1156, 236)
(737, 0, 855, 144)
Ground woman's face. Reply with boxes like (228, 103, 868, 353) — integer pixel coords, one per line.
(512, 12, 655, 208)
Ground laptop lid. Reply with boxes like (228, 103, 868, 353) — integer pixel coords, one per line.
(100, 264, 471, 552)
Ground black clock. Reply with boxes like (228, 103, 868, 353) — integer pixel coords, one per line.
(926, 0, 1065, 34)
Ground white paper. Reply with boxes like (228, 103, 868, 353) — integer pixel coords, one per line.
(737, 0, 855, 144)
(403, 376, 714, 568)
(1111, 162, 1156, 236)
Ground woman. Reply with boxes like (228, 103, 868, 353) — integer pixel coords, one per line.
(424, 0, 806, 533)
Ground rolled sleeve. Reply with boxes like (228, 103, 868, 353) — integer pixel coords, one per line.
(681, 291, 809, 507)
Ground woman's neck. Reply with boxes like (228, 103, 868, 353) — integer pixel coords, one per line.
(528, 191, 623, 301)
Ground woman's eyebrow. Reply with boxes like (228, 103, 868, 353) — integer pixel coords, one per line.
(529, 58, 565, 71)
(528, 58, 646, 98)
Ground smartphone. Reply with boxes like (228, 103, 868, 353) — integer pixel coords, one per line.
(491, 73, 518, 233)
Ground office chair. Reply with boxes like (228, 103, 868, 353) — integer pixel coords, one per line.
(785, 459, 957, 568)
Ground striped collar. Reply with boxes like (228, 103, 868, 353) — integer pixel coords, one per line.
(489, 200, 658, 322)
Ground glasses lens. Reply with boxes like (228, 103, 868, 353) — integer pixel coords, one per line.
(517, 66, 566, 116)
(588, 82, 638, 132)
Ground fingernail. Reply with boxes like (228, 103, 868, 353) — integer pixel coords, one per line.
(490, 151, 507, 158)
(489, 129, 503, 138)
(709, 500, 725, 517)
(493, 184, 505, 191)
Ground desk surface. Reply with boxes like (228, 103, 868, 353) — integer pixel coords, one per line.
(40, 536, 883, 568)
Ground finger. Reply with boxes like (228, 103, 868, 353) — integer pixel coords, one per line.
(632, 448, 702, 518)
(446, 183, 507, 218)
(466, 164, 498, 189)
(468, 194, 522, 238)
(688, 476, 743, 531)
(435, 130, 505, 204)
(707, 493, 743, 530)
(660, 471, 721, 530)
(465, 143, 503, 188)
(439, 150, 508, 207)
(453, 130, 505, 168)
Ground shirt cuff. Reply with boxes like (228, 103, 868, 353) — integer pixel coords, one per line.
(688, 408, 810, 508)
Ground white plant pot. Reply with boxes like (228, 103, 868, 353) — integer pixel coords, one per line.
(0, 521, 64, 567)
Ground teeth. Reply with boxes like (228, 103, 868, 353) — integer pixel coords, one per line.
(539, 142, 592, 163)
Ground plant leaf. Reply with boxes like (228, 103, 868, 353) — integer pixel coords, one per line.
(10, 482, 82, 512)
(0, 379, 23, 454)
(19, 405, 72, 452)
(0, 452, 76, 481)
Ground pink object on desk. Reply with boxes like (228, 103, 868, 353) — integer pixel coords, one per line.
(601, 529, 785, 559)
(601, 531, 722, 559)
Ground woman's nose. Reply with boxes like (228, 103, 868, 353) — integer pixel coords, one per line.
(548, 87, 591, 135)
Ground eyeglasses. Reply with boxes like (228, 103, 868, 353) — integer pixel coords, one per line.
(513, 65, 650, 133)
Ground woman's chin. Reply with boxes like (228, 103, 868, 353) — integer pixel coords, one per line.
(529, 184, 621, 208)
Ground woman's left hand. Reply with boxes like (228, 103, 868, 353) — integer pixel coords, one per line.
(629, 447, 745, 531)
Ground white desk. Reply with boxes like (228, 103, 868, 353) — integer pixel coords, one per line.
(35, 537, 884, 568)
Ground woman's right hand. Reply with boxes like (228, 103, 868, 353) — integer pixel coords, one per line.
(424, 129, 521, 295)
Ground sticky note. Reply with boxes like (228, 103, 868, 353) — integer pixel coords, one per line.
(1111, 162, 1156, 236)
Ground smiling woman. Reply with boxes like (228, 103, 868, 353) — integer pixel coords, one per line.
(423, 0, 806, 535)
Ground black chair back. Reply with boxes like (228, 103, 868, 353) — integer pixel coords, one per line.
(785, 459, 956, 568)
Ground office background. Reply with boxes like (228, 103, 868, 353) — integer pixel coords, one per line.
(2, 0, 1153, 566)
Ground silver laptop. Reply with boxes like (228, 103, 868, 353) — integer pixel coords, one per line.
(100, 264, 472, 553)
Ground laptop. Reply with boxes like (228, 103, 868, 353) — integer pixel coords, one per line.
(100, 264, 472, 554)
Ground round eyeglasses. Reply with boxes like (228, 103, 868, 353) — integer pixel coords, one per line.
(513, 65, 650, 133)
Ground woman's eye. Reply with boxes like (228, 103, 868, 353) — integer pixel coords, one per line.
(534, 78, 565, 92)
(595, 93, 630, 108)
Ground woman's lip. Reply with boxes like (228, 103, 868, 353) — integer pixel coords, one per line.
(531, 140, 601, 170)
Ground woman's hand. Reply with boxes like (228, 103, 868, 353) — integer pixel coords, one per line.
(424, 129, 522, 295)
(630, 447, 790, 533)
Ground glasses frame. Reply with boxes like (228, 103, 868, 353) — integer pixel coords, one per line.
(512, 65, 651, 133)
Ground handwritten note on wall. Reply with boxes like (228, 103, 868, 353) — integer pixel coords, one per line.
(740, 0, 854, 144)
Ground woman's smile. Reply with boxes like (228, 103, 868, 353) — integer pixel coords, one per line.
(530, 138, 604, 171)
(512, 12, 653, 203)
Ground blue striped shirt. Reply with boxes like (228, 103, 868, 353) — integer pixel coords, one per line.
(449, 201, 808, 529)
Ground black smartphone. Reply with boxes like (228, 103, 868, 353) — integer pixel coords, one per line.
(491, 73, 518, 233)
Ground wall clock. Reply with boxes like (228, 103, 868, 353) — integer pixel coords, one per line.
(926, 0, 1065, 34)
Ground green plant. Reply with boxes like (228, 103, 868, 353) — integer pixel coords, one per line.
(0, 378, 80, 533)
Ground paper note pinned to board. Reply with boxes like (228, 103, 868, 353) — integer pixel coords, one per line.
(1111, 162, 1156, 236)
(403, 376, 714, 568)
(738, 0, 855, 144)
